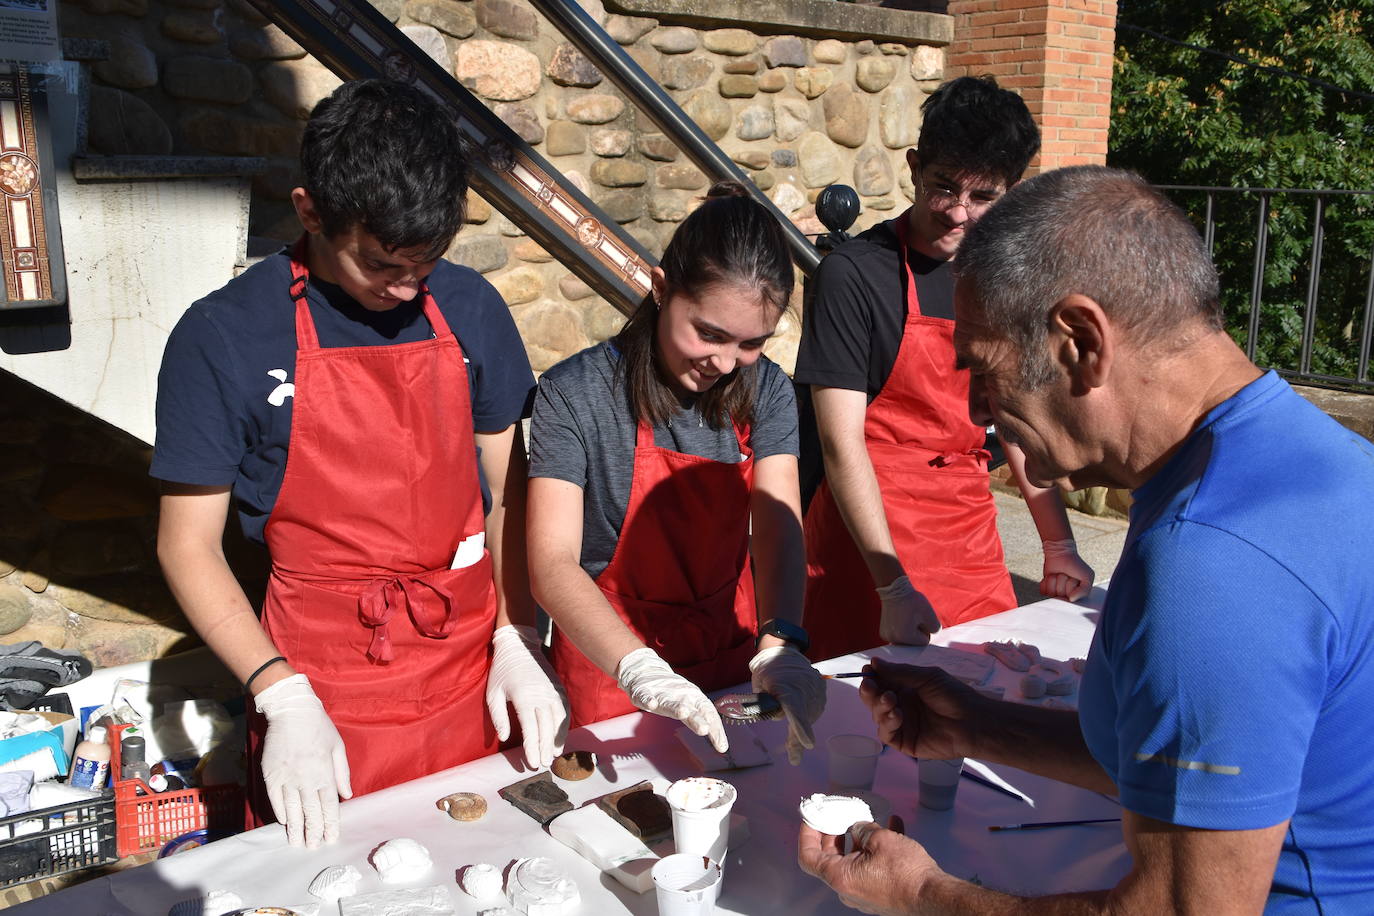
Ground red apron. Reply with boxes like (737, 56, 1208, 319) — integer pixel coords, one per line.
(551, 418, 758, 727)
(246, 240, 499, 827)
(803, 211, 1015, 661)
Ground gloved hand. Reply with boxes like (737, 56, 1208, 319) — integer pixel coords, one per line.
(876, 575, 941, 646)
(1040, 539, 1094, 602)
(255, 673, 352, 848)
(486, 624, 569, 770)
(749, 645, 826, 765)
(616, 647, 728, 753)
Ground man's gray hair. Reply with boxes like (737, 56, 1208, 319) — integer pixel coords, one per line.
(953, 166, 1222, 388)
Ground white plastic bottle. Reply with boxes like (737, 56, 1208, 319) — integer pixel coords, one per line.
(69, 725, 112, 790)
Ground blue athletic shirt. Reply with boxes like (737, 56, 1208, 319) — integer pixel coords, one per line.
(1079, 371, 1374, 914)
(150, 248, 536, 543)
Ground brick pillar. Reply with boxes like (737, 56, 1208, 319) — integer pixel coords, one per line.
(943, 0, 1117, 173)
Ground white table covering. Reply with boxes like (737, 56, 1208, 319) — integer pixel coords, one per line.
(14, 591, 1128, 914)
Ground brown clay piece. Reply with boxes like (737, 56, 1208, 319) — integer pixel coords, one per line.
(436, 791, 488, 822)
(550, 749, 597, 781)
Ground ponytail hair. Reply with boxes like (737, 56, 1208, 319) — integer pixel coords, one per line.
(617, 180, 794, 427)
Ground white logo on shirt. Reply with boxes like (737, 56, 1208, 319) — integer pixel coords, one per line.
(266, 369, 294, 406)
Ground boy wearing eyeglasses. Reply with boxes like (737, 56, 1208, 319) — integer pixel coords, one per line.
(796, 75, 1094, 661)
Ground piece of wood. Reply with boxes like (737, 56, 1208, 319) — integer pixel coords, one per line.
(593, 780, 673, 844)
(498, 771, 573, 825)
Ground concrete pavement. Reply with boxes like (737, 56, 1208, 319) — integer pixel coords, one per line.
(994, 491, 1130, 606)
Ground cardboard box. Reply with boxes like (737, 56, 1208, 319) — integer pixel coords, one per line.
(0, 711, 77, 782)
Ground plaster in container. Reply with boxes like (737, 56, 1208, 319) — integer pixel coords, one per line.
(507, 856, 580, 915)
(798, 793, 874, 835)
(369, 837, 433, 884)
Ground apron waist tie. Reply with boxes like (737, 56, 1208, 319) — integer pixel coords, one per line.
(929, 447, 992, 469)
(358, 573, 460, 663)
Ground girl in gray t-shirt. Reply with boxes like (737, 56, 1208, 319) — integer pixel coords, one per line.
(527, 182, 826, 767)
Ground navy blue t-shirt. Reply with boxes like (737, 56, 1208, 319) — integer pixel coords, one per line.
(151, 250, 535, 543)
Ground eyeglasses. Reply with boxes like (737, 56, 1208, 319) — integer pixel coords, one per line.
(919, 173, 1005, 218)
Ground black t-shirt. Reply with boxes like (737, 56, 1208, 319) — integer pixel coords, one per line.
(793, 218, 955, 503)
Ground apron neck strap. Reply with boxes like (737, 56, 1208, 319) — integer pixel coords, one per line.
(288, 234, 451, 348)
(891, 209, 919, 316)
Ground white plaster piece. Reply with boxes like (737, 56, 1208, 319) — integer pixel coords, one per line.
(1042, 698, 1075, 711)
(460, 862, 506, 901)
(1044, 673, 1076, 696)
(167, 890, 243, 916)
(1019, 675, 1047, 699)
(983, 641, 1031, 672)
(548, 804, 659, 894)
(974, 684, 1006, 701)
(478, 909, 516, 916)
(370, 837, 434, 885)
(913, 644, 995, 685)
(507, 856, 580, 916)
(675, 723, 771, 771)
(1015, 641, 1043, 665)
(666, 776, 735, 812)
(309, 864, 364, 902)
(798, 793, 874, 835)
(338, 886, 456, 916)
(1070, 657, 1087, 674)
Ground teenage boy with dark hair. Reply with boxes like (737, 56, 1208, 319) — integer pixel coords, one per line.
(152, 79, 567, 849)
(796, 76, 1094, 660)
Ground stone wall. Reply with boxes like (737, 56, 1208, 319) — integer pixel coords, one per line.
(17, 0, 948, 669)
(0, 371, 229, 667)
(58, 0, 951, 373)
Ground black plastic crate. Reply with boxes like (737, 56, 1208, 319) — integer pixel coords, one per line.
(0, 791, 117, 890)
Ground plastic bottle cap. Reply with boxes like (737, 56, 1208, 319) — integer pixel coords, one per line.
(121, 735, 147, 764)
(87, 726, 107, 743)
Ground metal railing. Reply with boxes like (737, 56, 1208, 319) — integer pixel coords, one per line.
(1156, 185, 1374, 392)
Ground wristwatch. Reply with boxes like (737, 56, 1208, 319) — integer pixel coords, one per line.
(756, 618, 810, 654)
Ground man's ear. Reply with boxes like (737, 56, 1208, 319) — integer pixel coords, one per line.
(906, 148, 921, 181)
(291, 188, 324, 235)
(1050, 294, 1112, 392)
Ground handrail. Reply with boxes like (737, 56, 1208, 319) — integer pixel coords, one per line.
(527, 0, 821, 276)
(247, 0, 655, 316)
(1157, 184, 1374, 392)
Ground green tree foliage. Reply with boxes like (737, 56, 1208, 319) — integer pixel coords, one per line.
(1109, 1, 1374, 384)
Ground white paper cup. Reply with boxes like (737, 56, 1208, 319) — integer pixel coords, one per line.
(826, 734, 882, 792)
(918, 757, 964, 811)
(666, 777, 737, 866)
(652, 853, 721, 915)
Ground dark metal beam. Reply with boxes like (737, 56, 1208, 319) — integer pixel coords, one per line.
(528, 0, 821, 276)
(247, 0, 655, 315)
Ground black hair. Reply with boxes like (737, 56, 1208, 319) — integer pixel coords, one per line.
(916, 76, 1041, 187)
(300, 79, 468, 260)
(616, 180, 794, 428)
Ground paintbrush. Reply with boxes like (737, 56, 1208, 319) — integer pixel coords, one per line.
(988, 817, 1121, 832)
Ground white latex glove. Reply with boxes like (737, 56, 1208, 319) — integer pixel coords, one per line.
(616, 647, 728, 753)
(1040, 538, 1095, 602)
(876, 575, 941, 646)
(254, 673, 352, 849)
(749, 645, 826, 765)
(486, 624, 570, 770)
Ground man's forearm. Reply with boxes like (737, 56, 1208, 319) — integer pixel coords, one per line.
(919, 874, 1112, 915)
(478, 426, 537, 630)
(968, 701, 1116, 794)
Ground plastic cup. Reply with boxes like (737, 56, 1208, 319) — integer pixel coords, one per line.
(827, 734, 882, 792)
(666, 777, 737, 866)
(652, 853, 721, 915)
(918, 757, 964, 811)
